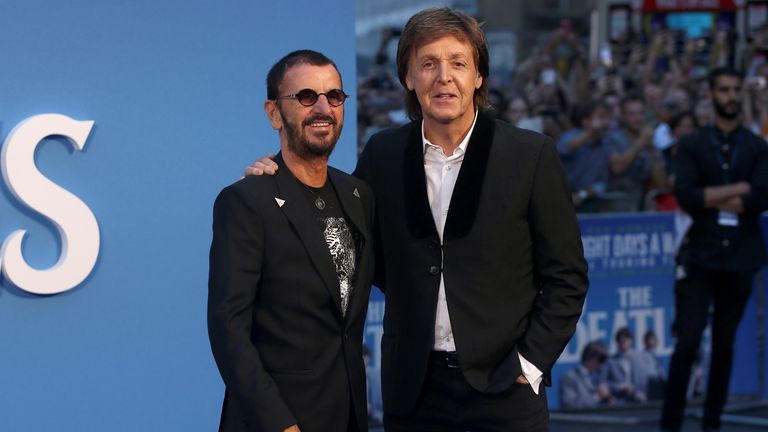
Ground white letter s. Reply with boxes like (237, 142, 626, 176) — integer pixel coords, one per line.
(1, 114, 99, 295)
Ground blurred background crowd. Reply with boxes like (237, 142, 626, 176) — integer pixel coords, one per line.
(356, 0, 768, 213)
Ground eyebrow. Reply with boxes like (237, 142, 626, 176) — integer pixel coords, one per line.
(417, 52, 470, 60)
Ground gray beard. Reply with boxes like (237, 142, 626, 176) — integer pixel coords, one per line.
(280, 111, 340, 160)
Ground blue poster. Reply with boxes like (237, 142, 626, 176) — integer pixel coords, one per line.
(364, 287, 385, 424)
(552, 213, 679, 409)
(552, 213, 761, 409)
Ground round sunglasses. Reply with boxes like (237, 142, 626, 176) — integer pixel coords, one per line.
(274, 88, 348, 107)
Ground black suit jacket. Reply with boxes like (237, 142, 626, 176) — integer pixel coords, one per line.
(208, 154, 375, 432)
(354, 112, 588, 415)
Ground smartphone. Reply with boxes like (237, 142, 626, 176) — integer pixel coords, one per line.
(599, 46, 613, 68)
(541, 68, 556, 85)
(748, 76, 767, 91)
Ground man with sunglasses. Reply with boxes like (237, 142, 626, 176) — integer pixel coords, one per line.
(208, 50, 375, 432)
(247, 9, 587, 431)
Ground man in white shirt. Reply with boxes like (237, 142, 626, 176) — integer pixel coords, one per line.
(353, 8, 587, 431)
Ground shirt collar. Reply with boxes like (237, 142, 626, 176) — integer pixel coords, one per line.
(422, 110, 479, 155)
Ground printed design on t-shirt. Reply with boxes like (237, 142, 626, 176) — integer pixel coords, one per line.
(320, 217, 356, 315)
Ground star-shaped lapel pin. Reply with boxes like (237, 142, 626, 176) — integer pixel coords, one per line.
(353, 188, 360, 198)
(275, 197, 285, 208)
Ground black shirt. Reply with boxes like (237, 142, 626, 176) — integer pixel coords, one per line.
(675, 125, 768, 271)
(299, 179, 359, 316)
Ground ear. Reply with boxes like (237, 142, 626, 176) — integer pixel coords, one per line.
(475, 73, 483, 90)
(264, 100, 282, 131)
(405, 72, 414, 91)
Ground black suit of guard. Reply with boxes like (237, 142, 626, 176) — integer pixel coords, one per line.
(661, 125, 768, 431)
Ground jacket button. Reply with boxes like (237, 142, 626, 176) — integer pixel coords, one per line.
(722, 239, 730, 247)
(429, 266, 440, 275)
(343, 333, 350, 341)
(428, 240, 441, 249)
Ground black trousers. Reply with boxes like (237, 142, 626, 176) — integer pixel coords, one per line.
(660, 264, 754, 431)
(384, 351, 549, 432)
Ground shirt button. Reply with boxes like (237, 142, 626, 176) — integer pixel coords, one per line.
(723, 239, 730, 247)
(429, 266, 440, 275)
(446, 165, 452, 171)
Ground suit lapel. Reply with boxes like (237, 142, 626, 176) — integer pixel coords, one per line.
(273, 153, 343, 319)
(329, 168, 372, 327)
(444, 111, 495, 239)
(403, 122, 439, 239)
(329, 168, 369, 246)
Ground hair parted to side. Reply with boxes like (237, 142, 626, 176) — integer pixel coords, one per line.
(581, 340, 608, 364)
(266, 50, 340, 100)
(396, 7, 490, 121)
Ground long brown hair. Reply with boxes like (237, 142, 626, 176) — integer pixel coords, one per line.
(396, 7, 490, 121)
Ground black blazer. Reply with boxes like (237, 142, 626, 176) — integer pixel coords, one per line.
(355, 112, 588, 416)
(208, 154, 375, 432)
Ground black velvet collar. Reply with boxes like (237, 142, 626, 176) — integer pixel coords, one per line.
(402, 111, 496, 240)
(403, 123, 437, 239)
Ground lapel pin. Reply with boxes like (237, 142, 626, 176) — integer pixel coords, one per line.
(353, 188, 360, 198)
(275, 197, 285, 208)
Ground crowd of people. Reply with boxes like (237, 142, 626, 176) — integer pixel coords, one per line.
(357, 20, 768, 214)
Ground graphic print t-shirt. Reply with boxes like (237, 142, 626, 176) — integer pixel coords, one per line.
(300, 180, 358, 316)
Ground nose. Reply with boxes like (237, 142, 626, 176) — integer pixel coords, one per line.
(437, 62, 451, 83)
(311, 93, 334, 114)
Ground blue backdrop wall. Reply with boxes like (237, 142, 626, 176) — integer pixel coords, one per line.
(0, 1, 357, 430)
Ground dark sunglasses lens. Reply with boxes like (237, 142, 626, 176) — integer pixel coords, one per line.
(326, 90, 346, 106)
(296, 89, 319, 106)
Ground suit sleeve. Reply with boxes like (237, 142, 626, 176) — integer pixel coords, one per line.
(208, 185, 296, 432)
(354, 140, 386, 291)
(674, 135, 706, 214)
(599, 359, 623, 395)
(558, 374, 580, 409)
(519, 138, 589, 379)
(741, 140, 768, 216)
(559, 373, 598, 409)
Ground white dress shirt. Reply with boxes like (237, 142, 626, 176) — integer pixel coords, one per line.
(421, 111, 544, 394)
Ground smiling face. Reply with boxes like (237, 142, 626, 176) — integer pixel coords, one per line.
(404, 35, 482, 130)
(264, 63, 344, 160)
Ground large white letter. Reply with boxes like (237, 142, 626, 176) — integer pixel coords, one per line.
(1, 114, 99, 295)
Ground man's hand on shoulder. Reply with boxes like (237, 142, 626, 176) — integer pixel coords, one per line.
(244, 154, 279, 177)
(515, 374, 529, 384)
